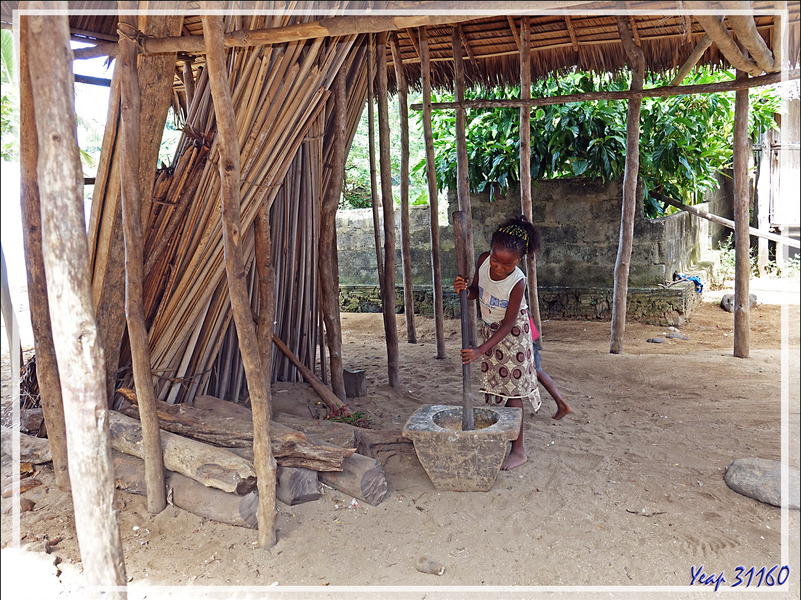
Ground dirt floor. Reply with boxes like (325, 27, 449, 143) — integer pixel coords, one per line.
(1, 277, 799, 600)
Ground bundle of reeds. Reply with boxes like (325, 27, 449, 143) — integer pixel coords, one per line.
(93, 13, 369, 406)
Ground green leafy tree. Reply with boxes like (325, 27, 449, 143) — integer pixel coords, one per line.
(1, 29, 19, 162)
(413, 68, 780, 218)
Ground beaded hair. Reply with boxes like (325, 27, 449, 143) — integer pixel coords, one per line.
(491, 215, 541, 258)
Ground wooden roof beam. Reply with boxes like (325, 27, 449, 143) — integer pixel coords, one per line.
(774, 1, 787, 70)
(694, 11, 763, 76)
(565, 15, 579, 52)
(406, 27, 420, 59)
(721, 1, 776, 72)
(506, 16, 521, 51)
(409, 68, 799, 110)
(670, 32, 713, 85)
(457, 24, 478, 66)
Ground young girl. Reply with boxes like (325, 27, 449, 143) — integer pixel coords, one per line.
(453, 215, 542, 470)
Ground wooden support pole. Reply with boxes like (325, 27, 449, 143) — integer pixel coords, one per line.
(254, 203, 277, 416)
(201, 9, 277, 549)
(733, 69, 751, 358)
(670, 33, 713, 85)
(507, 16, 521, 51)
(367, 34, 385, 291)
(453, 25, 477, 347)
(71, 10, 530, 59)
(694, 12, 763, 76)
(377, 31, 400, 388)
(519, 16, 543, 347)
(118, 4, 167, 515)
(419, 25, 446, 359)
(610, 16, 645, 355)
(722, 1, 776, 73)
(24, 7, 127, 594)
(18, 15, 70, 492)
(390, 33, 417, 345)
(565, 15, 579, 52)
(319, 65, 348, 401)
(182, 59, 195, 111)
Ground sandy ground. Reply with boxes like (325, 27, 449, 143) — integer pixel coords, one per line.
(1, 277, 799, 600)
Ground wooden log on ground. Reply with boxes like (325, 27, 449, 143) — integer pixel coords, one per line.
(319, 452, 388, 506)
(112, 452, 257, 528)
(108, 410, 256, 495)
(273, 412, 357, 449)
(276, 467, 320, 506)
(1, 426, 52, 464)
(272, 413, 411, 458)
(119, 392, 354, 471)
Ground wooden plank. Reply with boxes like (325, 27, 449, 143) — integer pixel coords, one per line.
(25, 8, 127, 593)
(610, 16, 645, 355)
(202, 8, 277, 548)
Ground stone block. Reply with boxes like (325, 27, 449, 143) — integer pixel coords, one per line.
(343, 368, 367, 398)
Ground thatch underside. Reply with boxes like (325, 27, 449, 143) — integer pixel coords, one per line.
(4, 1, 798, 406)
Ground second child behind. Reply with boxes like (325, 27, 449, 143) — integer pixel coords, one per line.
(453, 215, 542, 470)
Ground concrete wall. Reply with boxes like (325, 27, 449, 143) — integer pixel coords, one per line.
(337, 177, 706, 289)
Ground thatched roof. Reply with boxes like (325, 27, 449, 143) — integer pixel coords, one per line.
(3, 1, 799, 94)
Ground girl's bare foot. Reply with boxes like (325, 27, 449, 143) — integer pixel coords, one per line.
(553, 405, 573, 420)
(501, 450, 527, 470)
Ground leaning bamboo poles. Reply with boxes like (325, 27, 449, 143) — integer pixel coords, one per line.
(105, 15, 362, 406)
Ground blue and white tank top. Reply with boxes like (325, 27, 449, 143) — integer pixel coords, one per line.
(477, 258, 527, 325)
